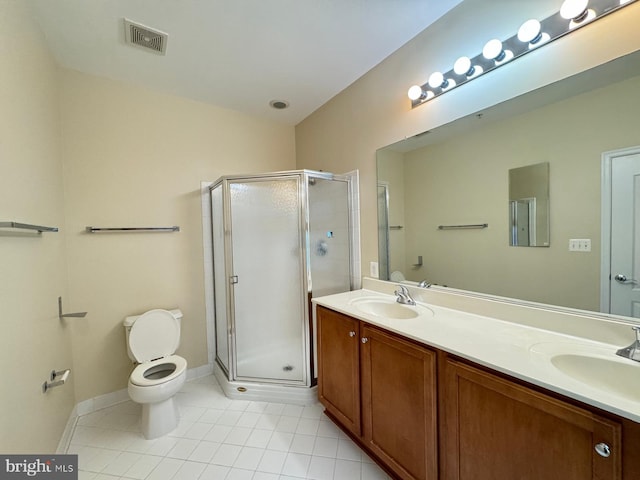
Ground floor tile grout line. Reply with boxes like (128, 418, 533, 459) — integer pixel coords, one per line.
(69, 375, 390, 480)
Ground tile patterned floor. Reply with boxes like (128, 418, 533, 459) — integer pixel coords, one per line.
(69, 375, 391, 480)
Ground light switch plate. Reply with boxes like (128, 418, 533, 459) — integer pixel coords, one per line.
(569, 239, 591, 252)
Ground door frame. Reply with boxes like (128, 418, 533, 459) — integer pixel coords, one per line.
(600, 145, 640, 313)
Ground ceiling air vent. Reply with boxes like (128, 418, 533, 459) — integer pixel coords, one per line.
(124, 18, 168, 55)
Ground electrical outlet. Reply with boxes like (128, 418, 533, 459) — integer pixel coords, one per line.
(370, 261, 379, 278)
(569, 239, 591, 252)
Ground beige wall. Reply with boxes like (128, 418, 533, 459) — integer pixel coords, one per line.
(0, 1, 75, 452)
(60, 69, 296, 402)
(2, 6, 295, 449)
(396, 74, 640, 310)
(295, 0, 640, 285)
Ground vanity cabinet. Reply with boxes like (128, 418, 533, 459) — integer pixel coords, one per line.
(317, 306, 361, 436)
(316, 304, 637, 480)
(441, 358, 622, 480)
(361, 325, 437, 480)
(316, 306, 438, 480)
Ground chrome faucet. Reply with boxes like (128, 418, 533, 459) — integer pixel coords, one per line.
(418, 280, 431, 288)
(616, 326, 640, 362)
(394, 285, 416, 305)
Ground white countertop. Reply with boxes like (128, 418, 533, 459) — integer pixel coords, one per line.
(313, 286, 640, 423)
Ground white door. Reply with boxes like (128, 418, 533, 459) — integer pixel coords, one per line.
(604, 147, 640, 317)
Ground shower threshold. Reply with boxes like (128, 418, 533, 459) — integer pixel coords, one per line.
(213, 362, 318, 405)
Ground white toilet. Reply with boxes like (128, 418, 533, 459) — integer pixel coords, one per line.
(124, 308, 188, 439)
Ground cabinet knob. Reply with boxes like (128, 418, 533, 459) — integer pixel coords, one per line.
(594, 443, 611, 458)
(361, 337, 369, 343)
(349, 331, 356, 337)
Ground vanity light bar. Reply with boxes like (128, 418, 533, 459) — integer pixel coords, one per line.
(408, 0, 638, 108)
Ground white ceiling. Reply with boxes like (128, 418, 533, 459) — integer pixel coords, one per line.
(27, 0, 463, 125)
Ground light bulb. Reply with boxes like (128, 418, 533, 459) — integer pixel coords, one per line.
(560, 0, 589, 20)
(517, 19, 542, 43)
(483, 39, 505, 61)
(454, 56, 473, 76)
(428, 71, 447, 89)
(407, 85, 425, 101)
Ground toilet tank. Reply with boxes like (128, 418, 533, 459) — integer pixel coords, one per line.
(124, 308, 183, 363)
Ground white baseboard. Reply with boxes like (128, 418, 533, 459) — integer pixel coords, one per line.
(56, 405, 78, 454)
(57, 363, 214, 452)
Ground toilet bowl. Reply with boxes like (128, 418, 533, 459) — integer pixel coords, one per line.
(124, 308, 187, 439)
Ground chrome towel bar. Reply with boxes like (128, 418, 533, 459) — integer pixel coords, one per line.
(438, 223, 488, 230)
(85, 226, 180, 233)
(0, 221, 58, 233)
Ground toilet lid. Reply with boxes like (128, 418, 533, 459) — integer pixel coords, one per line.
(128, 309, 180, 363)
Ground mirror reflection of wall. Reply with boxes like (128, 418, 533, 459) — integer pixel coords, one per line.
(377, 63, 640, 312)
(509, 162, 549, 247)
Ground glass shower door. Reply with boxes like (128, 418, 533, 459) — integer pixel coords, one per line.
(229, 176, 306, 384)
(211, 184, 230, 373)
(307, 176, 351, 297)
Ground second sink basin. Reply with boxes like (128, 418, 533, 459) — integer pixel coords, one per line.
(530, 342, 640, 402)
(551, 354, 640, 402)
(349, 296, 433, 320)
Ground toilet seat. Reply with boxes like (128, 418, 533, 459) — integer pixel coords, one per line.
(130, 355, 187, 387)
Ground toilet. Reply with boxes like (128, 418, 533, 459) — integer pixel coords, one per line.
(124, 308, 187, 439)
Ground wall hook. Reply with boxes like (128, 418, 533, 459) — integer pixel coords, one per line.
(58, 296, 88, 319)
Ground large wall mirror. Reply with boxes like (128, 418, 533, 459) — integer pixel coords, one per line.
(377, 49, 640, 317)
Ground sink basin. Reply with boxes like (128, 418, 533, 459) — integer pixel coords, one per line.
(349, 297, 433, 320)
(550, 354, 640, 402)
(530, 342, 640, 402)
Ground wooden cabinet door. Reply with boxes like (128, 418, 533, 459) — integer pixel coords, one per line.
(360, 325, 438, 480)
(316, 306, 361, 436)
(442, 358, 622, 480)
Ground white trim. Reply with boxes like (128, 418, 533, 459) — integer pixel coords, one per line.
(56, 405, 78, 454)
(56, 363, 214, 452)
(600, 145, 640, 314)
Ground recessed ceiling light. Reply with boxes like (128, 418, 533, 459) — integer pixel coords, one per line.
(269, 100, 290, 110)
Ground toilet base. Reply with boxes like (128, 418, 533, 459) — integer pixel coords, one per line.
(140, 397, 180, 439)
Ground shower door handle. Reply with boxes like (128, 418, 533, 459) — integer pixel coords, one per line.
(230, 275, 238, 284)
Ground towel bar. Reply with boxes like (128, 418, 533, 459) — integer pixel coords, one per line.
(85, 226, 180, 233)
(0, 221, 58, 233)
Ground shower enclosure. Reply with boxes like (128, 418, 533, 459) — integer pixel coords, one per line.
(209, 170, 359, 401)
